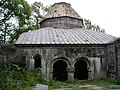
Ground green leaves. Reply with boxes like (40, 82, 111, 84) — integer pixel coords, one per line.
(1, 0, 50, 44)
(31, 2, 51, 29)
(84, 19, 105, 33)
(0, 0, 31, 44)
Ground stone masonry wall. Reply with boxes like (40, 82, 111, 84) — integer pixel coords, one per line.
(40, 17, 83, 29)
(16, 46, 107, 79)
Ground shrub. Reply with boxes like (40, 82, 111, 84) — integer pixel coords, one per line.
(0, 64, 46, 90)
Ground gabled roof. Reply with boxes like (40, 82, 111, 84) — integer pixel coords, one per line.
(16, 27, 115, 45)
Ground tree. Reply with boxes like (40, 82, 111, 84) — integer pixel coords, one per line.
(0, 0, 31, 44)
(8, 1, 51, 43)
(8, 1, 51, 44)
(31, 1, 51, 29)
(83, 19, 105, 33)
(9, 21, 35, 43)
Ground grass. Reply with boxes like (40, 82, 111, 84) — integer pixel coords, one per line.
(48, 78, 120, 90)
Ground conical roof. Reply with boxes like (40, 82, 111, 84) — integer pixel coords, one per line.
(40, 2, 83, 29)
(44, 2, 82, 19)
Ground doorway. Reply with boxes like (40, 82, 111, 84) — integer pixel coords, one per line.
(53, 60, 68, 81)
(74, 59, 88, 80)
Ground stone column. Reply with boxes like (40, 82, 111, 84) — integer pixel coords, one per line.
(66, 67, 75, 81)
(88, 67, 93, 79)
(117, 50, 120, 76)
(29, 59, 34, 69)
(50, 68, 53, 80)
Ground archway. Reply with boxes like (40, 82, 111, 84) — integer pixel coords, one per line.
(34, 54, 41, 68)
(53, 60, 68, 81)
(74, 59, 88, 80)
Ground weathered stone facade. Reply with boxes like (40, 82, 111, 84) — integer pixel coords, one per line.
(40, 16, 83, 29)
(15, 44, 107, 81)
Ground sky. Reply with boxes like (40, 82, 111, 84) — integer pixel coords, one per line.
(26, 0, 120, 37)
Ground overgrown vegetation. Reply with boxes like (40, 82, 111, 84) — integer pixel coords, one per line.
(1, 64, 120, 90)
(49, 77, 120, 90)
(0, 64, 48, 90)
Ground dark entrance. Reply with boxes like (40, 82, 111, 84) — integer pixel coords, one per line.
(74, 60, 88, 80)
(53, 60, 68, 81)
(34, 54, 41, 68)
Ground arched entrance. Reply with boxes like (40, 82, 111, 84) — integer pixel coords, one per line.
(53, 60, 68, 81)
(34, 54, 41, 68)
(74, 59, 88, 80)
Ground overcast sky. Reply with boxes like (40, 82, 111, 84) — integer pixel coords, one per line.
(26, 0, 120, 37)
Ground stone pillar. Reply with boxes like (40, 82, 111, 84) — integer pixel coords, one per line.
(66, 67, 75, 81)
(26, 56, 29, 68)
(29, 59, 34, 69)
(117, 50, 120, 76)
(50, 68, 53, 80)
(88, 67, 93, 79)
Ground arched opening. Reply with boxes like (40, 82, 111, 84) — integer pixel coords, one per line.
(53, 60, 68, 81)
(34, 54, 41, 68)
(74, 59, 88, 80)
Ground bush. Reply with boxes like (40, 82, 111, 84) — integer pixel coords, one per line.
(0, 64, 46, 90)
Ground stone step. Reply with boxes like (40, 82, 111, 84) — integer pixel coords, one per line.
(32, 84, 48, 90)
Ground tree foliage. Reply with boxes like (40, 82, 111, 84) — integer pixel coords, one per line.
(0, 1, 51, 44)
(84, 19, 105, 33)
(9, 2, 51, 43)
(0, 0, 31, 44)
(31, 1, 51, 29)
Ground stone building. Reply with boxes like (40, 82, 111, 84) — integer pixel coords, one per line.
(15, 2, 120, 81)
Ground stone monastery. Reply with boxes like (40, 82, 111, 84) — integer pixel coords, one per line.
(15, 2, 120, 81)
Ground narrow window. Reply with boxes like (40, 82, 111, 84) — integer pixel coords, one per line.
(34, 54, 41, 68)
